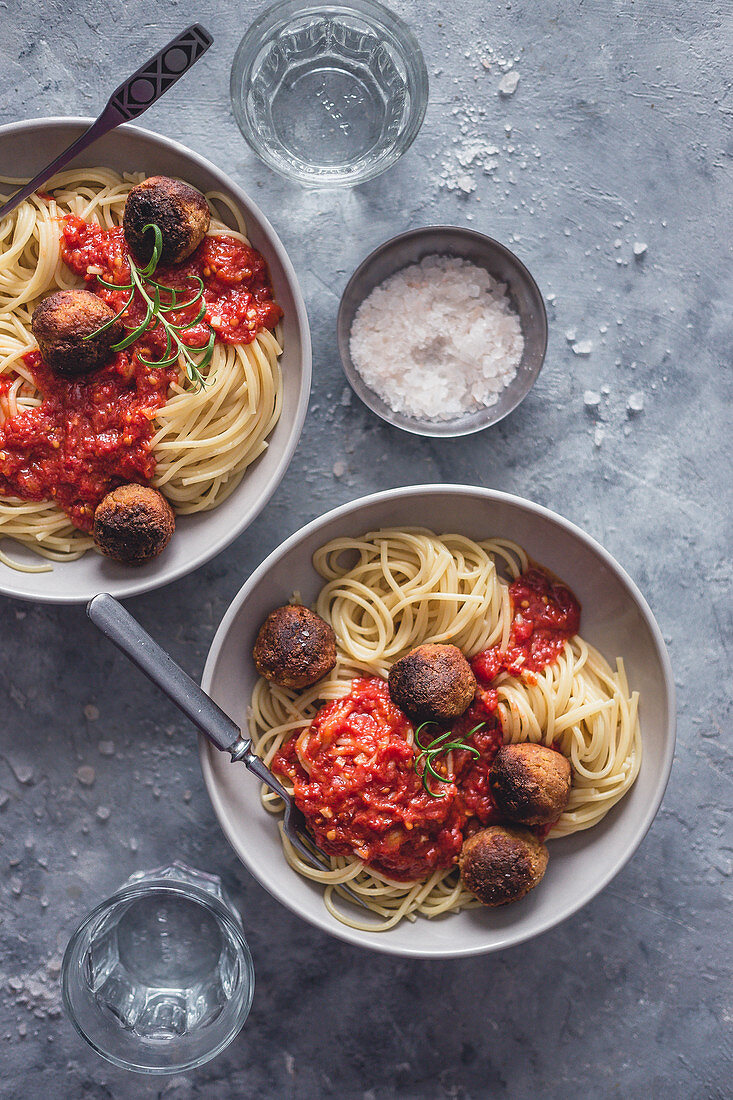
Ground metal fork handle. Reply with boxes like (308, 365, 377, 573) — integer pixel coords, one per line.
(0, 24, 213, 220)
(87, 592, 245, 759)
(87, 593, 293, 800)
(88, 593, 370, 911)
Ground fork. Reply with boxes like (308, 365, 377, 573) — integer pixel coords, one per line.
(0, 24, 213, 221)
(87, 593, 366, 910)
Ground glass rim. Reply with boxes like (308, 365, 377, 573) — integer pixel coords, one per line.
(229, 0, 429, 187)
(61, 879, 255, 1075)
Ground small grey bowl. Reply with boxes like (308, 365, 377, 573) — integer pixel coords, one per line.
(337, 226, 548, 437)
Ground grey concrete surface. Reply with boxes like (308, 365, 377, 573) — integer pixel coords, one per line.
(0, 0, 731, 1097)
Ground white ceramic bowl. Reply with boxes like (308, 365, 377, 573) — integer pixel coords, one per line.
(0, 117, 311, 604)
(200, 485, 676, 958)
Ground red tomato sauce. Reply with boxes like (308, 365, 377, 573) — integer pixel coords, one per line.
(472, 569, 581, 684)
(0, 350, 174, 531)
(273, 678, 505, 881)
(0, 216, 283, 530)
(272, 570, 579, 879)
(61, 216, 283, 347)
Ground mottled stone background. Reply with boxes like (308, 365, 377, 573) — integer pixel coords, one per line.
(0, 0, 731, 1096)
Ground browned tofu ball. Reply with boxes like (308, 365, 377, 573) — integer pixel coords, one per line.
(253, 605, 337, 689)
(459, 825, 549, 907)
(31, 289, 124, 378)
(93, 484, 175, 565)
(489, 743, 572, 826)
(388, 643, 476, 723)
(123, 176, 211, 266)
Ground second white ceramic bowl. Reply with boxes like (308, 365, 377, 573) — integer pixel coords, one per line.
(200, 485, 675, 958)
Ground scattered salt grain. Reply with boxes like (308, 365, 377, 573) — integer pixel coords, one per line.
(9, 760, 33, 785)
(349, 255, 524, 422)
(498, 71, 520, 96)
(565, 328, 577, 343)
(572, 340, 593, 356)
(96, 805, 111, 822)
(633, 241, 647, 257)
(76, 766, 95, 787)
(627, 391, 645, 413)
(452, 172, 476, 195)
(10, 876, 22, 897)
(332, 460, 346, 478)
(584, 390, 601, 408)
(97, 740, 115, 756)
(457, 140, 499, 169)
(594, 426, 605, 447)
(7, 958, 63, 1020)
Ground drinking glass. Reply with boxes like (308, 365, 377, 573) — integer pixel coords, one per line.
(61, 861, 254, 1074)
(230, 0, 429, 186)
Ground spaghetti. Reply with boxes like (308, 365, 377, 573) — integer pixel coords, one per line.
(0, 168, 283, 569)
(248, 529, 642, 931)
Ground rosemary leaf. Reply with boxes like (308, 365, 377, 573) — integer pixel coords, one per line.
(413, 719, 486, 799)
(83, 221, 215, 392)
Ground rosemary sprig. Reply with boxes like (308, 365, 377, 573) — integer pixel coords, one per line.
(85, 223, 214, 390)
(413, 721, 484, 799)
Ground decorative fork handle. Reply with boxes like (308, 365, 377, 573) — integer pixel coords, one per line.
(87, 592, 246, 760)
(87, 593, 295, 801)
(0, 24, 213, 220)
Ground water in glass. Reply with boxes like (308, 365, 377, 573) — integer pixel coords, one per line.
(242, 9, 418, 184)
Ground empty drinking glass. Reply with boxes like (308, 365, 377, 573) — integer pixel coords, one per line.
(230, 0, 429, 186)
(61, 861, 254, 1074)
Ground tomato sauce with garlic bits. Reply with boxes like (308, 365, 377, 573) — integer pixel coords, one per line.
(0, 350, 174, 531)
(472, 568, 581, 684)
(273, 678, 505, 881)
(61, 217, 283, 347)
(271, 571, 578, 879)
(0, 217, 282, 530)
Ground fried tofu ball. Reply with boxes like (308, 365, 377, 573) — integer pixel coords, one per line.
(123, 176, 211, 266)
(459, 825, 549, 907)
(489, 743, 572, 826)
(388, 643, 476, 723)
(31, 289, 124, 378)
(253, 605, 337, 690)
(93, 484, 175, 565)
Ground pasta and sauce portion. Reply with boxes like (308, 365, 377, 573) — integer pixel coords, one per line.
(0, 168, 284, 570)
(248, 529, 642, 931)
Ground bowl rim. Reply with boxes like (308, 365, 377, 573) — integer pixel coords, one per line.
(337, 225, 548, 437)
(0, 116, 312, 604)
(199, 483, 676, 958)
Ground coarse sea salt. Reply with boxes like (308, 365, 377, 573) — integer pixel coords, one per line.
(349, 255, 524, 422)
